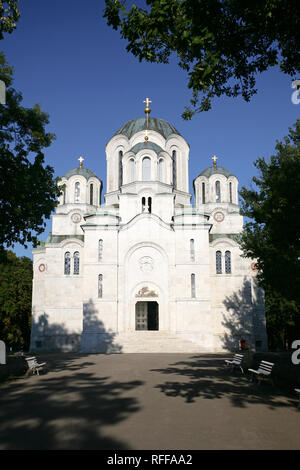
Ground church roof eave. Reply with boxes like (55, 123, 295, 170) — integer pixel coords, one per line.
(63, 167, 101, 181)
(194, 166, 235, 181)
(127, 141, 165, 155)
(119, 212, 174, 232)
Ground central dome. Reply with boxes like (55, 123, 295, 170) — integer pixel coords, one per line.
(114, 117, 181, 140)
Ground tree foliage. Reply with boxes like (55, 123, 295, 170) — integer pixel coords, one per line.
(0, 250, 32, 350)
(0, 52, 61, 250)
(0, 0, 20, 39)
(239, 120, 300, 348)
(264, 288, 299, 350)
(104, 0, 300, 118)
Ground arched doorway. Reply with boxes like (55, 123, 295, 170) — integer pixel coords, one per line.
(135, 301, 159, 330)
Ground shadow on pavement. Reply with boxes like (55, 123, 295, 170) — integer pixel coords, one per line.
(150, 354, 299, 409)
(0, 361, 143, 450)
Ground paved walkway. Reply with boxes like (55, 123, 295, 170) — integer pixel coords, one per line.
(0, 353, 299, 450)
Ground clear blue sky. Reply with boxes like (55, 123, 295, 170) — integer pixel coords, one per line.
(2, 0, 299, 259)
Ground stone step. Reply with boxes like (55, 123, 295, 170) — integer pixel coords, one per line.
(112, 331, 208, 353)
(81, 331, 213, 353)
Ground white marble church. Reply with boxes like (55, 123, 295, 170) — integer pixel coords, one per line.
(30, 100, 267, 353)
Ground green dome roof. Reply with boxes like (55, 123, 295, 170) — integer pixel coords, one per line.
(199, 166, 234, 178)
(129, 141, 164, 154)
(63, 167, 99, 180)
(114, 117, 181, 140)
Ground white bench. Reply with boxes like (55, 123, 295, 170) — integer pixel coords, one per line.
(225, 353, 245, 375)
(25, 356, 46, 375)
(295, 389, 300, 409)
(248, 360, 274, 386)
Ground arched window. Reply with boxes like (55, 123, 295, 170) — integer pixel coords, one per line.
(158, 158, 164, 182)
(225, 251, 231, 274)
(216, 251, 222, 274)
(74, 182, 80, 203)
(142, 157, 151, 181)
(73, 251, 80, 275)
(172, 150, 177, 188)
(98, 239, 103, 262)
(229, 182, 233, 203)
(142, 197, 151, 213)
(202, 182, 205, 204)
(89, 183, 94, 205)
(215, 181, 221, 202)
(190, 239, 195, 261)
(119, 150, 123, 187)
(129, 158, 135, 183)
(191, 273, 196, 298)
(64, 252, 71, 275)
(98, 274, 103, 298)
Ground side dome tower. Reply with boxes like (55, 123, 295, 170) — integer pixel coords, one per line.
(193, 155, 242, 234)
(58, 157, 102, 209)
(193, 155, 238, 207)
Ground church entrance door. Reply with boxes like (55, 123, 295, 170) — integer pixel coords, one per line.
(135, 301, 159, 331)
(147, 302, 159, 330)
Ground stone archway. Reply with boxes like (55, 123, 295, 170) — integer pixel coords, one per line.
(123, 242, 169, 332)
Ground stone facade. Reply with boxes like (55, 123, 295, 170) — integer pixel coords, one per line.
(30, 115, 268, 353)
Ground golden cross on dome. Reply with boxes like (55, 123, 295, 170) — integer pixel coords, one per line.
(143, 97, 152, 114)
(78, 156, 84, 168)
(212, 155, 218, 167)
(143, 98, 152, 142)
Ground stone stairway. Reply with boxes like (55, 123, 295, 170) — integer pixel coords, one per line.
(111, 331, 210, 353)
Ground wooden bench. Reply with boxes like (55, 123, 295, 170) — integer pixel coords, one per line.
(25, 356, 46, 375)
(248, 360, 274, 386)
(225, 353, 245, 375)
(295, 389, 300, 409)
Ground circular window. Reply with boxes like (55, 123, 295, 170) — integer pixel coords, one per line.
(251, 262, 258, 272)
(139, 256, 154, 273)
(71, 213, 82, 223)
(214, 211, 225, 222)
